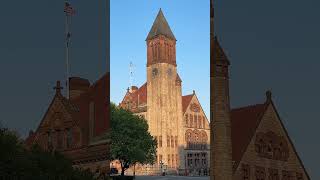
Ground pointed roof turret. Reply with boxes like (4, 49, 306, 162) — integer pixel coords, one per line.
(214, 37, 230, 65)
(146, 8, 176, 41)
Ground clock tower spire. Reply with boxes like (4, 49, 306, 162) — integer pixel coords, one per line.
(146, 9, 183, 169)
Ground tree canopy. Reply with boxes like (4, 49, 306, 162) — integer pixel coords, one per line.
(0, 128, 96, 180)
(110, 103, 157, 175)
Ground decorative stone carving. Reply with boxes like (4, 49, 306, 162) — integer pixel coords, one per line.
(190, 103, 200, 112)
(255, 131, 289, 161)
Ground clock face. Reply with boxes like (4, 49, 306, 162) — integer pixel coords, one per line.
(167, 68, 172, 76)
(152, 68, 158, 78)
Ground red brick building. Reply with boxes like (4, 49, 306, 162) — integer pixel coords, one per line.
(25, 73, 110, 173)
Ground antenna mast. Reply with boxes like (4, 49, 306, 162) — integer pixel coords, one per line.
(129, 60, 135, 92)
(64, 1, 75, 99)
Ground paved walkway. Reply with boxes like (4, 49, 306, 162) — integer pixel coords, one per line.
(135, 176, 209, 180)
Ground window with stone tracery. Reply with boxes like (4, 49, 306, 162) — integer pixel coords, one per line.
(241, 164, 250, 180)
(167, 135, 170, 147)
(174, 136, 178, 147)
(171, 136, 174, 147)
(255, 166, 266, 180)
(172, 154, 174, 167)
(268, 168, 279, 180)
(185, 131, 192, 148)
(185, 114, 189, 127)
(255, 131, 289, 161)
(194, 114, 197, 128)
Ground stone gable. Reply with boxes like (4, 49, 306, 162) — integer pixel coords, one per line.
(233, 103, 310, 180)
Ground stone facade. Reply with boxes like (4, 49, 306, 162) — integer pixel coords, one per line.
(232, 102, 310, 180)
(25, 73, 110, 175)
(118, 9, 210, 176)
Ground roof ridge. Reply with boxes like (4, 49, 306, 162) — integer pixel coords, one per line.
(231, 103, 265, 111)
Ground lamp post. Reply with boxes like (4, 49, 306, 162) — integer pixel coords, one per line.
(159, 160, 164, 176)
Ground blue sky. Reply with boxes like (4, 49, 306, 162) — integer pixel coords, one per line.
(0, 0, 107, 137)
(110, 0, 210, 117)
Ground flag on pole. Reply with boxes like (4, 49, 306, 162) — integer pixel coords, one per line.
(64, 2, 76, 16)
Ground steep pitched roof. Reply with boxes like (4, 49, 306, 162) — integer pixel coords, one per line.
(230, 103, 268, 165)
(182, 94, 194, 113)
(230, 99, 311, 179)
(130, 83, 148, 105)
(146, 9, 176, 41)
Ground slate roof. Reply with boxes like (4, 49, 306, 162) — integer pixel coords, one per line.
(182, 94, 194, 113)
(146, 9, 176, 41)
(230, 103, 268, 166)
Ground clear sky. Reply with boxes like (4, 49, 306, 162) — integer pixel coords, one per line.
(110, 0, 210, 118)
(215, 0, 320, 179)
(0, 0, 107, 137)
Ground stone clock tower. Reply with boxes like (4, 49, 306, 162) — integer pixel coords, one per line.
(146, 9, 183, 168)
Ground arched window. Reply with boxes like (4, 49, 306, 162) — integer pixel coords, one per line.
(203, 117, 206, 129)
(159, 136, 162, 147)
(190, 115, 193, 127)
(66, 128, 72, 148)
(185, 114, 189, 127)
(194, 114, 197, 128)
(171, 136, 174, 148)
(56, 130, 62, 149)
(185, 130, 192, 148)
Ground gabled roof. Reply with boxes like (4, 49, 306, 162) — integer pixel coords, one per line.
(130, 83, 148, 105)
(182, 94, 194, 113)
(230, 96, 311, 179)
(231, 103, 268, 165)
(146, 9, 176, 41)
(26, 73, 109, 146)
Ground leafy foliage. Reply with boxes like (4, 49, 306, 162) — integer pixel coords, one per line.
(110, 103, 157, 175)
(0, 128, 96, 180)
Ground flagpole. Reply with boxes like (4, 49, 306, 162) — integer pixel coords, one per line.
(65, 1, 71, 99)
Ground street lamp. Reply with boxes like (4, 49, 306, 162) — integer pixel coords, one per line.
(159, 160, 165, 176)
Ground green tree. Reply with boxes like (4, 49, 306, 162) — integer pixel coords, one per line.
(110, 103, 157, 176)
(0, 128, 97, 180)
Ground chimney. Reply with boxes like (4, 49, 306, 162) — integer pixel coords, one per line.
(69, 77, 90, 99)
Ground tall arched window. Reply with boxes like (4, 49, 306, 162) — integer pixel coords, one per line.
(185, 130, 192, 148)
(159, 136, 162, 147)
(185, 114, 189, 127)
(66, 128, 72, 148)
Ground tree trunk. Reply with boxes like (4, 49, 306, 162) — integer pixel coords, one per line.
(133, 163, 136, 177)
(121, 162, 125, 176)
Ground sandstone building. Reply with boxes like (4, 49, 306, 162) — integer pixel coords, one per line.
(118, 9, 210, 176)
(25, 73, 110, 175)
(211, 0, 310, 179)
